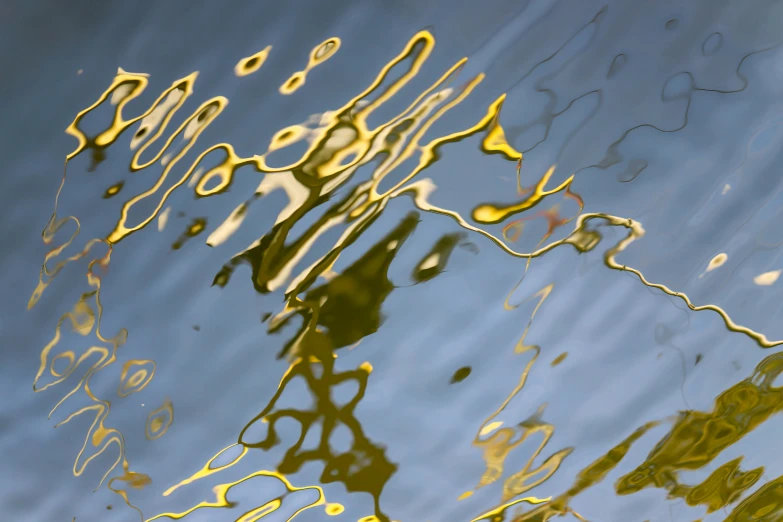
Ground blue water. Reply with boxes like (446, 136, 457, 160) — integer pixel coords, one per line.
(4, 1, 783, 521)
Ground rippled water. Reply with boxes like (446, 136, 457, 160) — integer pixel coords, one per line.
(6, 1, 783, 521)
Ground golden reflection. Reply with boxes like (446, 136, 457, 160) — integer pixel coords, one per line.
(460, 282, 572, 516)
(158, 206, 171, 231)
(158, 212, 421, 521)
(550, 352, 567, 367)
(109, 461, 153, 520)
(707, 252, 728, 271)
(510, 421, 660, 521)
(724, 473, 783, 521)
(118, 360, 156, 397)
(325, 503, 345, 515)
(616, 353, 783, 496)
(668, 457, 763, 513)
(32, 24, 783, 522)
(235, 45, 272, 77)
(231, 213, 419, 520)
(104, 181, 124, 199)
(149, 468, 333, 521)
(412, 232, 464, 283)
(29, 220, 140, 506)
(512, 352, 783, 519)
(472, 165, 574, 225)
(163, 443, 248, 496)
(754, 269, 780, 286)
(280, 37, 341, 95)
(450, 366, 472, 384)
(146, 399, 174, 440)
(470, 496, 552, 522)
(171, 217, 207, 250)
(699, 252, 728, 278)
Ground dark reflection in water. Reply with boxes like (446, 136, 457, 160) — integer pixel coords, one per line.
(8, 0, 783, 521)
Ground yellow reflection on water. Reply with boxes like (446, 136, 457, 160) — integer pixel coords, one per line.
(30, 24, 783, 522)
(235, 45, 272, 77)
(118, 360, 156, 397)
(280, 38, 341, 95)
(145, 399, 174, 441)
(617, 354, 783, 496)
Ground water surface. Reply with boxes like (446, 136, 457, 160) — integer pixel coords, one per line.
(5, 1, 783, 521)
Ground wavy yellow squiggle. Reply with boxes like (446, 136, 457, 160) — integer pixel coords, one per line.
(36, 25, 783, 522)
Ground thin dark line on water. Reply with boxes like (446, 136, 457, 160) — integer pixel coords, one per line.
(669, 340, 692, 411)
(573, 40, 783, 181)
(521, 89, 603, 155)
(506, 5, 608, 92)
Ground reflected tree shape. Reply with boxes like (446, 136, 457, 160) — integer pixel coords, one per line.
(237, 212, 420, 521)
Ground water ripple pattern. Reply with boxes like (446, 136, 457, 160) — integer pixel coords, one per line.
(20, 1, 783, 521)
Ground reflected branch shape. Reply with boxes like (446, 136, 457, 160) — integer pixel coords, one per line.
(34, 20, 783, 522)
(399, 182, 783, 349)
(510, 352, 783, 520)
